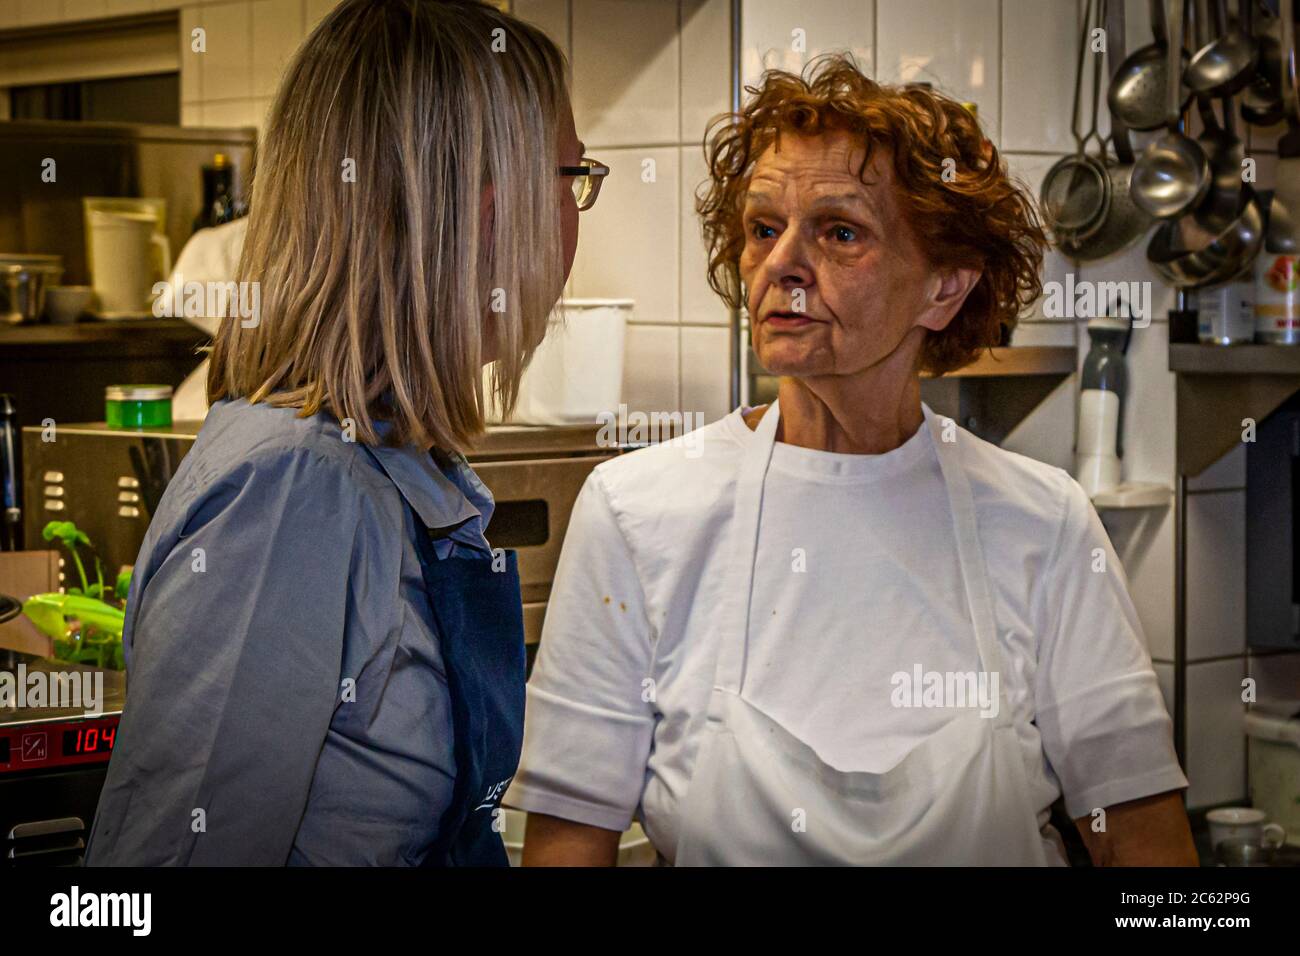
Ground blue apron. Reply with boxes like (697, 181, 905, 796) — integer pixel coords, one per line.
(410, 506, 526, 867)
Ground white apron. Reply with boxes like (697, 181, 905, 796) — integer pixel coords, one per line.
(673, 400, 1055, 866)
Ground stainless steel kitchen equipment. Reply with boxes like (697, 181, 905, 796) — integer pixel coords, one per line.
(1110, 0, 1191, 130)
(1042, 0, 1112, 244)
(1133, 0, 1214, 220)
(0, 648, 127, 867)
(0, 121, 254, 290)
(1063, 0, 1155, 261)
(1193, 96, 1247, 228)
(21, 421, 615, 653)
(1147, 190, 1265, 286)
(0, 255, 63, 325)
(1186, 0, 1259, 95)
(1242, 0, 1287, 124)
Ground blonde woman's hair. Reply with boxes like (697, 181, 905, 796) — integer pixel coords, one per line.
(208, 0, 569, 452)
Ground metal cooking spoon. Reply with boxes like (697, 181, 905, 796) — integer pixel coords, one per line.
(1133, 0, 1213, 218)
(1267, 0, 1299, 252)
(1186, 0, 1259, 95)
(1109, 0, 1193, 130)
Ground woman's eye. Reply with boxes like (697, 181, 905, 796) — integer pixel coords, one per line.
(830, 225, 858, 242)
(751, 222, 776, 240)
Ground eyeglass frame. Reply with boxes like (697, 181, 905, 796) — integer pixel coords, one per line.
(559, 158, 609, 211)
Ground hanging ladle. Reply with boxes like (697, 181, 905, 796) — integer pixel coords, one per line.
(1194, 0, 1249, 227)
(1109, 0, 1194, 130)
(1132, 0, 1212, 218)
(1186, 0, 1259, 95)
(1242, 0, 1287, 124)
(1266, 0, 1298, 253)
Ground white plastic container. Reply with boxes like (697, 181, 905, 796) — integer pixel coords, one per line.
(486, 298, 632, 425)
(1245, 708, 1300, 847)
(1076, 388, 1121, 498)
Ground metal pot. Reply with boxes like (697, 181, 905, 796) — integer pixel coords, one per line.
(0, 255, 64, 325)
(1147, 185, 1265, 286)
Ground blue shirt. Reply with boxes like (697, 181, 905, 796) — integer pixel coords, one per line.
(85, 398, 495, 866)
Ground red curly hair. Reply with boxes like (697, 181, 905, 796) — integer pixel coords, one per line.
(697, 54, 1047, 375)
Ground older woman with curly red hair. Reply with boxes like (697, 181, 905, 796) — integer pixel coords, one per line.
(506, 55, 1195, 867)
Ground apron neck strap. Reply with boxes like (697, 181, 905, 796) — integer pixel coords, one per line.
(922, 406, 1013, 724)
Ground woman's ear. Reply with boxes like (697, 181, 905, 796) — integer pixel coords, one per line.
(917, 266, 982, 333)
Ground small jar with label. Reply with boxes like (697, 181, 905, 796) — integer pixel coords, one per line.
(1256, 252, 1300, 344)
(1199, 280, 1256, 344)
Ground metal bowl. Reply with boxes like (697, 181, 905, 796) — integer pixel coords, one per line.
(1147, 187, 1265, 288)
(0, 254, 64, 324)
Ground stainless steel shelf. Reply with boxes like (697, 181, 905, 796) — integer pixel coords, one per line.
(920, 346, 1076, 446)
(1169, 343, 1300, 477)
(1170, 343, 1300, 375)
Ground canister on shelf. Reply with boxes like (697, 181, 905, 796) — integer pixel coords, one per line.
(1256, 252, 1300, 344)
(105, 385, 173, 429)
(1198, 280, 1256, 344)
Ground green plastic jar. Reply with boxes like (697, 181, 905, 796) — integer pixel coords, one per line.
(105, 385, 173, 429)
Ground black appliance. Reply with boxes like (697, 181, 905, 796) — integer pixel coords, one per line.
(1247, 393, 1300, 649)
(0, 648, 126, 867)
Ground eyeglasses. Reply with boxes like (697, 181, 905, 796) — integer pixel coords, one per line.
(559, 158, 609, 211)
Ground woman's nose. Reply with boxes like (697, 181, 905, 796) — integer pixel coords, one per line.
(763, 229, 813, 290)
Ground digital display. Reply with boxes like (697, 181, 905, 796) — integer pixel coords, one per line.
(62, 724, 116, 757)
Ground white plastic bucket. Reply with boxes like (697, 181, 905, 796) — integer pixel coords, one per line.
(486, 298, 632, 425)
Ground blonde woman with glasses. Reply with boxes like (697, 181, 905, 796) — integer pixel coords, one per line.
(85, 0, 605, 867)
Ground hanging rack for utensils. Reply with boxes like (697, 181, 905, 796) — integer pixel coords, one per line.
(1053, 0, 1296, 306)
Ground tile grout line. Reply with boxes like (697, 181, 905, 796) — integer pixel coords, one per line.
(681, 0, 691, 411)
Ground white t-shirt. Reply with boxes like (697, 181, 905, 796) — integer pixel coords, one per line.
(506, 407, 1187, 864)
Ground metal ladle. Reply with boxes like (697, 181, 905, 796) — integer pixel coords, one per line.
(1133, 0, 1212, 218)
(1109, 0, 1193, 130)
(1195, 97, 1247, 226)
(1186, 0, 1259, 94)
(1266, 0, 1298, 252)
(1194, 0, 1249, 226)
(1242, 0, 1287, 124)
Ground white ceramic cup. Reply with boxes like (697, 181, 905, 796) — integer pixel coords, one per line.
(89, 211, 171, 316)
(1206, 807, 1287, 849)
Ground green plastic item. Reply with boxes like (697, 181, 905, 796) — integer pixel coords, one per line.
(23, 593, 126, 670)
(106, 384, 173, 428)
(23, 593, 125, 639)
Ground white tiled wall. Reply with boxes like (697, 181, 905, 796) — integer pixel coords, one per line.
(537, 0, 735, 424)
